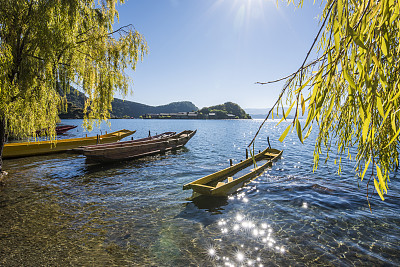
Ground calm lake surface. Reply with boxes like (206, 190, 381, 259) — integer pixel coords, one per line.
(1, 119, 399, 266)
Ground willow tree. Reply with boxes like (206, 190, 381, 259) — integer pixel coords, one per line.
(252, 0, 400, 202)
(0, 0, 148, 173)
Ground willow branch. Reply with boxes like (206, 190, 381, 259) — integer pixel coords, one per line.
(248, 1, 335, 148)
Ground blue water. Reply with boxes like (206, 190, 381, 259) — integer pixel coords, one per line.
(0, 119, 399, 266)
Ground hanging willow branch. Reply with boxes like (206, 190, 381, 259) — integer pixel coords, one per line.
(250, 0, 400, 201)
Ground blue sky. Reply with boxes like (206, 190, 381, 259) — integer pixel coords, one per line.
(115, 0, 323, 109)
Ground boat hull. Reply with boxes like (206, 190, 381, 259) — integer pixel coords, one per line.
(83, 130, 196, 162)
(3, 129, 135, 159)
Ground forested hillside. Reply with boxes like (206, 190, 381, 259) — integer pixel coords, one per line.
(59, 88, 198, 119)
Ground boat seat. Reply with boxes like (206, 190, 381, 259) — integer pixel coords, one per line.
(228, 177, 233, 183)
(216, 182, 225, 188)
(264, 153, 277, 157)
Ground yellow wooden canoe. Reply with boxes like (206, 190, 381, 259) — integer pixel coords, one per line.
(3, 129, 135, 159)
(183, 147, 282, 197)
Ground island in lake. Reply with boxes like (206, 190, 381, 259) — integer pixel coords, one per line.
(60, 88, 251, 119)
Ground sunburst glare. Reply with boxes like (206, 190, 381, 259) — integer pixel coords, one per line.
(209, 212, 286, 266)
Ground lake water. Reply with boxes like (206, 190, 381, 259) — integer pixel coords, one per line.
(1, 119, 399, 266)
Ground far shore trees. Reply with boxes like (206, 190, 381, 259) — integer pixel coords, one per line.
(252, 0, 400, 203)
(0, 0, 147, 173)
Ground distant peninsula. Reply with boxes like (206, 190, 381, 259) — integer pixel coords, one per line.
(143, 102, 251, 119)
(59, 88, 251, 119)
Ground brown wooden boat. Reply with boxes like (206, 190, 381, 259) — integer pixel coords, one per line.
(35, 125, 78, 136)
(80, 130, 196, 162)
(55, 125, 78, 134)
(72, 132, 176, 154)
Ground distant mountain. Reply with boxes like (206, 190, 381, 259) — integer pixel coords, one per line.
(59, 88, 198, 119)
(199, 102, 251, 119)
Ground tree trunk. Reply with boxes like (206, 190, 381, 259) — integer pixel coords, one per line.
(0, 115, 5, 172)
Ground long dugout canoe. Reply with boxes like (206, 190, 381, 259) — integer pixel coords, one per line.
(82, 130, 196, 162)
(183, 147, 282, 197)
(3, 129, 135, 159)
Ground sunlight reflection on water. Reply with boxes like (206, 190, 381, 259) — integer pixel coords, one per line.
(206, 212, 286, 266)
(0, 119, 399, 266)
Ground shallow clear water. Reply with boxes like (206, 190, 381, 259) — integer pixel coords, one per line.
(1, 119, 399, 266)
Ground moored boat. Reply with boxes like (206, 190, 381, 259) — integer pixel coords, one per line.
(183, 147, 282, 197)
(72, 131, 176, 154)
(81, 130, 196, 162)
(55, 125, 78, 135)
(3, 129, 135, 159)
(36, 125, 78, 136)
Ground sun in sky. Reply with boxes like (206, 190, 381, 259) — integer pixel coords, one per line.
(117, 0, 322, 109)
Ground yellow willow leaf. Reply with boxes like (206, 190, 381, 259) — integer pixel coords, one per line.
(390, 8, 399, 24)
(343, 69, 356, 89)
(337, 0, 343, 21)
(372, 54, 380, 67)
(309, 83, 320, 105)
(382, 108, 391, 126)
(371, 1, 382, 19)
(334, 20, 341, 54)
(304, 125, 313, 140)
(279, 124, 291, 143)
(381, 36, 389, 58)
(376, 164, 385, 187)
(390, 88, 400, 102)
(276, 116, 286, 126)
(304, 107, 314, 129)
(377, 97, 384, 117)
(348, 24, 367, 50)
(374, 178, 385, 201)
(376, 165, 387, 194)
(356, 61, 364, 78)
(363, 112, 371, 143)
(361, 158, 371, 181)
(296, 119, 303, 144)
(384, 126, 400, 148)
(326, 96, 335, 118)
(295, 75, 313, 94)
(391, 115, 397, 132)
(284, 101, 296, 119)
(301, 93, 305, 116)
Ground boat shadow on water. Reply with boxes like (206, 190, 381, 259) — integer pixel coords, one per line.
(83, 147, 190, 173)
(177, 195, 229, 226)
